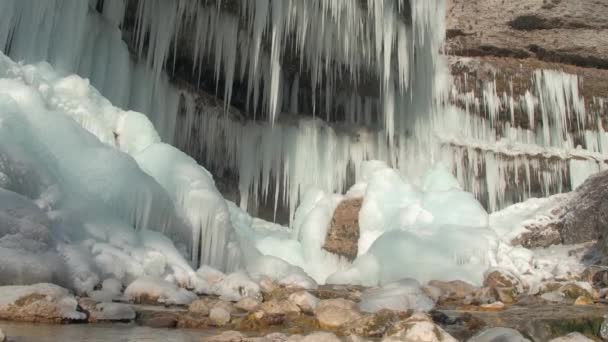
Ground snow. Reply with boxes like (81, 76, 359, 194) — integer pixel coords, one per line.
(124, 277, 196, 305)
(358, 279, 434, 313)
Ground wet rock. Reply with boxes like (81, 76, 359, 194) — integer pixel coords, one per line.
(314, 284, 365, 302)
(137, 311, 179, 328)
(238, 311, 286, 330)
(235, 296, 261, 312)
(259, 299, 301, 316)
(288, 291, 319, 314)
(468, 327, 531, 342)
(315, 298, 362, 329)
(323, 198, 362, 261)
(574, 296, 593, 306)
(94, 303, 135, 321)
(189, 298, 211, 315)
(548, 332, 594, 341)
(559, 283, 592, 301)
(345, 309, 411, 338)
(383, 312, 457, 342)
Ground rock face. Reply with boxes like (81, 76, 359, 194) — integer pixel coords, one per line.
(446, 0, 608, 69)
(561, 171, 608, 245)
(322, 198, 362, 261)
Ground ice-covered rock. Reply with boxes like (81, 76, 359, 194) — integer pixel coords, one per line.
(0, 283, 85, 322)
(214, 272, 261, 302)
(359, 279, 434, 313)
(94, 303, 135, 321)
(124, 277, 196, 305)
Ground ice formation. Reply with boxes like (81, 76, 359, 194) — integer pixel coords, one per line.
(0, 0, 605, 305)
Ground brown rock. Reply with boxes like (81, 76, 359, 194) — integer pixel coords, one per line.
(483, 269, 524, 294)
(188, 299, 211, 315)
(429, 280, 477, 301)
(345, 309, 411, 338)
(315, 298, 362, 329)
(322, 198, 362, 261)
(258, 299, 301, 316)
(574, 296, 594, 306)
(559, 283, 592, 300)
(234, 297, 260, 312)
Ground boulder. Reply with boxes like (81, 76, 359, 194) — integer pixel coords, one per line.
(548, 332, 594, 342)
(209, 301, 232, 326)
(428, 280, 477, 301)
(189, 298, 211, 315)
(288, 291, 319, 314)
(382, 312, 457, 342)
(0, 284, 86, 323)
(322, 198, 362, 261)
(561, 171, 608, 245)
(467, 327, 531, 342)
(315, 298, 362, 329)
(234, 297, 261, 312)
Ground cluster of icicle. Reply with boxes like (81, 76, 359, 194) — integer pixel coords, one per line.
(131, 0, 445, 127)
(175, 68, 608, 219)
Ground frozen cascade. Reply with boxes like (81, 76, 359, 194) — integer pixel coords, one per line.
(1, 0, 608, 265)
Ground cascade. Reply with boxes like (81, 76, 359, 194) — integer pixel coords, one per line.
(1, 0, 607, 227)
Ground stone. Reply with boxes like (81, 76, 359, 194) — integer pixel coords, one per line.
(345, 309, 411, 338)
(549, 332, 594, 342)
(94, 303, 136, 321)
(0, 328, 5, 342)
(559, 283, 592, 300)
(189, 299, 211, 315)
(467, 327, 531, 342)
(259, 299, 301, 316)
(299, 332, 341, 342)
(493, 287, 515, 304)
(137, 311, 179, 328)
(322, 198, 362, 261)
(561, 171, 608, 245)
(259, 277, 279, 294)
(0, 285, 86, 323)
(234, 296, 261, 312)
(209, 301, 232, 326)
(483, 269, 524, 294)
(315, 298, 362, 329)
(288, 291, 319, 314)
(383, 312, 457, 342)
(428, 280, 477, 301)
(574, 296, 594, 306)
(201, 331, 245, 342)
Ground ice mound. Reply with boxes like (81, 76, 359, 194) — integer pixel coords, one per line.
(358, 279, 434, 313)
(0, 51, 235, 295)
